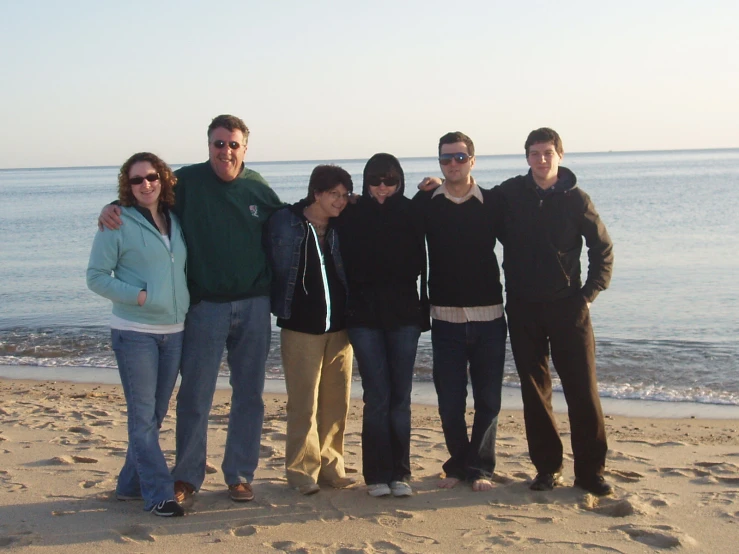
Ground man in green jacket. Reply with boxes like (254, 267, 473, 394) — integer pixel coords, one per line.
(100, 115, 283, 504)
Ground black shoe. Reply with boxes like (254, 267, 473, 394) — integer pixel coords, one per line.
(530, 472, 564, 491)
(574, 476, 613, 496)
(151, 499, 185, 517)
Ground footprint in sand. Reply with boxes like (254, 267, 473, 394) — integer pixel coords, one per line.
(606, 469, 644, 483)
(231, 524, 258, 537)
(607, 449, 653, 464)
(484, 514, 558, 525)
(368, 540, 405, 553)
(581, 493, 656, 517)
(71, 455, 98, 464)
(722, 510, 739, 522)
(698, 490, 739, 506)
(68, 426, 94, 435)
(655, 466, 692, 478)
(0, 531, 34, 548)
(116, 524, 159, 543)
(79, 480, 102, 489)
(463, 529, 525, 549)
(611, 523, 697, 549)
(374, 511, 415, 528)
(390, 530, 439, 546)
(268, 540, 312, 552)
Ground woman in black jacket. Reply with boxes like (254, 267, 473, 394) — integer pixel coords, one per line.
(338, 153, 428, 497)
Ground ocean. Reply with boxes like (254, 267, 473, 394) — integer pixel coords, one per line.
(1, 149, 738, 406)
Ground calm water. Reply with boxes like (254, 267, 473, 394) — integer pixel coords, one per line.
(1, 150, 738, 404)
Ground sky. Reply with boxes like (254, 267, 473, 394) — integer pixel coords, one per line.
(1, 0, 737, 168)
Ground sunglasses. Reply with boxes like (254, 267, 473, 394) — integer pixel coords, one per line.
(367, 175, 400, 188)
(439, 152, 472, 166)
(211, 140, 243, 150)
(129, 173, 159, 185)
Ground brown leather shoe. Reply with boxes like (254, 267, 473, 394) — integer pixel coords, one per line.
(228, 482, 255, 502)
(174, 481, 195, 504)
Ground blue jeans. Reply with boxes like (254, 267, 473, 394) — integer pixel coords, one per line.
(172, 297, 271, 489)
(112, 329, 183, 511)
(349, 326, 420, 485)
(431, 318, 507, 481)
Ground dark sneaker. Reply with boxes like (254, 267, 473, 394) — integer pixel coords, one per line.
(151, 499, 185, 517)
(174, 481, 195, 504)
(530, 472, 564, 491)
(228, 482, 255, 502)
(574, 476, 613, 496)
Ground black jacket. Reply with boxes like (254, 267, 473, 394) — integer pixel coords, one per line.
(337, 156, 427, 329)
(494, 167, 613, 303)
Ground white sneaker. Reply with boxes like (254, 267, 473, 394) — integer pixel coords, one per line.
(367, 483, 391, 497)
(390, 481, 413, 497)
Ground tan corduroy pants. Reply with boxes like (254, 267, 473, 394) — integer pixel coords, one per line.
(280, 328, 353, 488)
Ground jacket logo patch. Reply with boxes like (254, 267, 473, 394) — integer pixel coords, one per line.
(249, 205, 259, 218)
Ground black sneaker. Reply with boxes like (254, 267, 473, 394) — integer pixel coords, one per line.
(574, 476, 613, 496)
(530, 472, 564, 491)
(151, 499, 185, 517)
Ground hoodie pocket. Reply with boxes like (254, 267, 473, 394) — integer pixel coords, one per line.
(142, 283, 169, 314)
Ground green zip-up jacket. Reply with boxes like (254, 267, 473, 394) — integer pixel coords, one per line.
(173, 161, 284, 304)
(87, 206, 189, 324)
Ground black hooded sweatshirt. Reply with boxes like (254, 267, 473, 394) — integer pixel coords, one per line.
(336, 154, 427, 329)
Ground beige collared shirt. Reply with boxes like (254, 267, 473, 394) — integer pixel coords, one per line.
(429, 178, 504, 323)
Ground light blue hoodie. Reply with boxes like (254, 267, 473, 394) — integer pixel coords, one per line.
(87, 206, 189, 325)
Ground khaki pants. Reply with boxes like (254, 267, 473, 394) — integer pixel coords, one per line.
(281, 328, 353, 488)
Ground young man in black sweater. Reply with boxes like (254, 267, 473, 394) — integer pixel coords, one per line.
(413, 132, 507, 491)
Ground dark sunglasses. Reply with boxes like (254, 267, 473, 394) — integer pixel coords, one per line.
(439, 152, 472, 166)
(129, 173, 159, 185)
(212, 140, 243, 150)
(367, 175, 400, 188)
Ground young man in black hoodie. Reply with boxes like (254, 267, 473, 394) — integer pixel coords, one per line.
(496, 127, 614, 496)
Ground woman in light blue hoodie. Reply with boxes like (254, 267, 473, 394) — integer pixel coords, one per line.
(87, 152, 189, 517)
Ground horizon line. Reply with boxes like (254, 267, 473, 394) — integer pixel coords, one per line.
(1, 146, 737, 172)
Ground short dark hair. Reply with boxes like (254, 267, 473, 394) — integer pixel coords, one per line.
(117, 152, 177, 211)
(438, 131, 475, 157)
(525, 127, 563, 156)
(208, 114, 250, 144)
(306, 164, 354, 204)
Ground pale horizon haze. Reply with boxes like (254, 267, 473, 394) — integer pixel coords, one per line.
(1, 0, 737, 169)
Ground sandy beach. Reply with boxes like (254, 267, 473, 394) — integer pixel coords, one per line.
(2, 377, 739, 552)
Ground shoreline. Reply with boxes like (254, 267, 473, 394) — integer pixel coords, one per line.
(2, 364, 739, 420)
